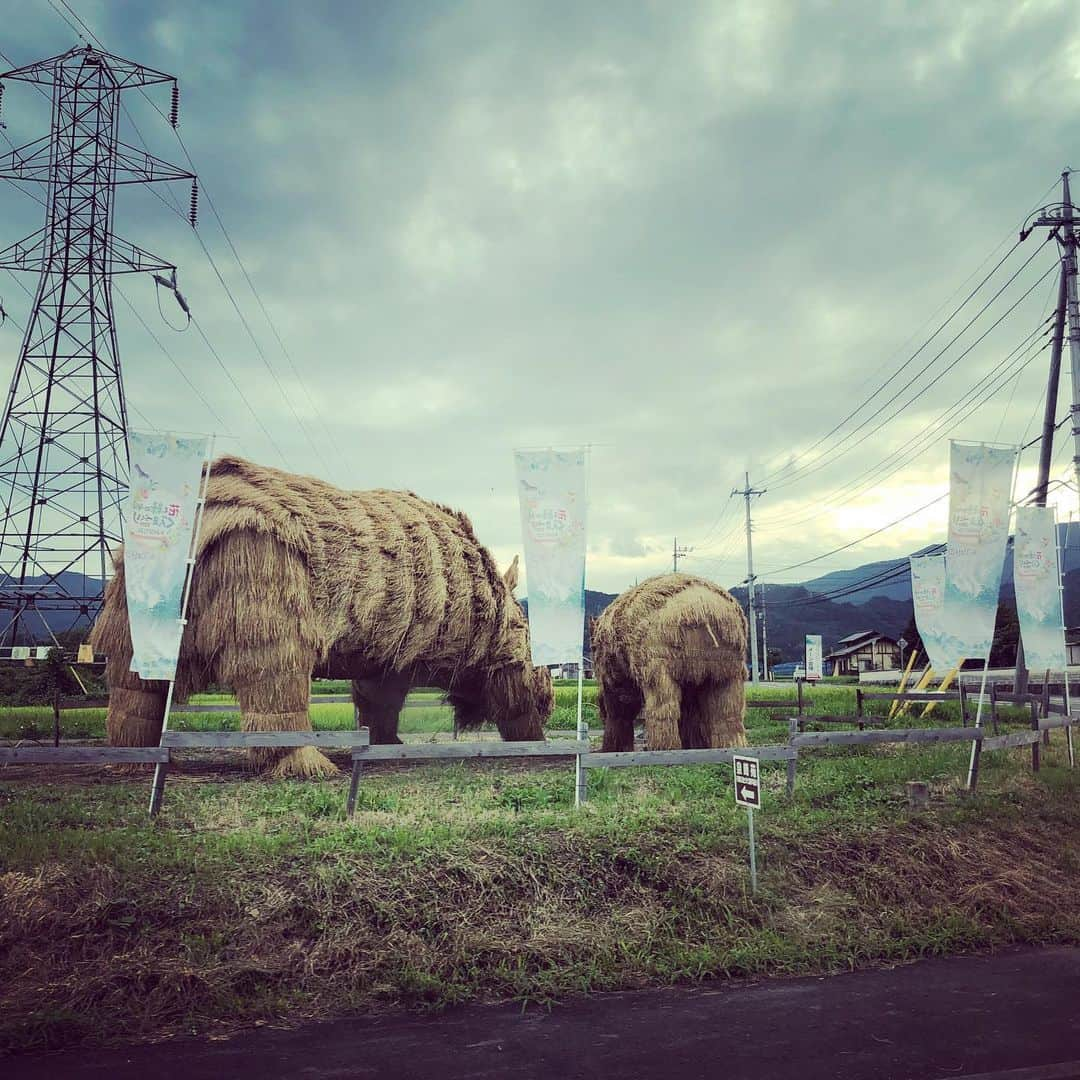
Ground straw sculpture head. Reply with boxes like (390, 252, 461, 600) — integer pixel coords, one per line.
(91, 455, 553, 776)
(591, 572, 748, 752)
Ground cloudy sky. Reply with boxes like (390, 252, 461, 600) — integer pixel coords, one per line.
(2, 0, 1079, 595)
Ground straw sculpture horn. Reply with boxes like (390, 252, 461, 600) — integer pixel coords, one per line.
(90, 455, 554, 778)
(591, 573, 748, 752)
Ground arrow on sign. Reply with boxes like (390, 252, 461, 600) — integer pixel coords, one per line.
(738, 785, 758, 801)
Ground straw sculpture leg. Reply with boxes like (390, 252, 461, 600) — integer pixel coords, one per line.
(640, 665, 683, 751)
(701, 678, 748, 748)
(235, 669, 338, 779)
(104, 674, 167, 748)
(100, 666, 167, 772)
(598, 685, 639, 752)
(677, 684, 711, 750)
(91, 576, 167, 768)
(352, 677, 409, 744)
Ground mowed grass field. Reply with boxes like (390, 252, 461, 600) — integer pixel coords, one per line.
(2, 680, 1077, 1053)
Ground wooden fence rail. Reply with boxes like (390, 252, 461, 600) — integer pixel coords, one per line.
(3, 708, 1076, 814)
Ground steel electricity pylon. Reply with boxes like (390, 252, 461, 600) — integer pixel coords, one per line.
(0, 45, 194, 646)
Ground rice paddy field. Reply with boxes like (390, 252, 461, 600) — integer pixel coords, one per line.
(2, 681, 1078, 1055)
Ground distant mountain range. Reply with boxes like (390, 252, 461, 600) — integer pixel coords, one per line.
(13, 534, 1078, 664)
(0, 571, 105, 637)
(528, 524, 1080, 663)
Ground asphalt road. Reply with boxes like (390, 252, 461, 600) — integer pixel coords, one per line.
(8, 946, 1080, 1080)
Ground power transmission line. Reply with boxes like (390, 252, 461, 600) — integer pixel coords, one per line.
(30, 11, 340, 478)
(757, 179, 1064, 487)
(764, 240, 1058, 494)
(759, 490, 950, 579)
(758, 239, 1026, 487)
(758, 318, 1054, 531)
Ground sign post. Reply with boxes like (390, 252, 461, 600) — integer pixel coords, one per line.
(122, 432, 214, 817)
(733, 754, 762, 894)
(513, 447, 589, 806)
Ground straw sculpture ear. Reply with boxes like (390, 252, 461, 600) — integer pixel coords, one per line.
(503, 555, 520, 594)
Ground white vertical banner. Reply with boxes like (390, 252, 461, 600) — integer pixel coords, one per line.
(804, 634, 822, 681)
(125, 432, 210, 682)
(1014, 505, 1067, 673)
(944, 441, 1018, 665)
(514, 448, 588, 667)
(909, 553, 954, 673)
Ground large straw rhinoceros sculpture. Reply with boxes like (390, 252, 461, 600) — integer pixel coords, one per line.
(91, 455, 553, 777)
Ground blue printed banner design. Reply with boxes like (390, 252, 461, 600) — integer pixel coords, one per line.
(943, 441, 1017, 666)
(514, 448, 588, 666)
(804, 634, 823, 681)
(125, 432, 209, 682)
(1014, 505, 1066, 673)
(909, 553, 953, 673)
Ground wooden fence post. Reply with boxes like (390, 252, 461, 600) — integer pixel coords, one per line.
(347, 759, 363, 816)
(786, 719, 798, 797)
(855, 688, 865, 731)
(1031, 709, 1041, 773)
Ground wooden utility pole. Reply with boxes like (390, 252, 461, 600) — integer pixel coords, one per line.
(1017, 170, 1080, 694)
(1015, 264, 1067, 696)
(732, 472, 766, 682)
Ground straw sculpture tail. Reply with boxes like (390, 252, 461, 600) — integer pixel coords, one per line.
(591, 573, 747, 752)
(90, 456, 553, 777)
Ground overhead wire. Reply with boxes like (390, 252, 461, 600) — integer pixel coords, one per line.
(757, 316, 1055, 531)
(39, 6, 348, 478)
(765, 240, 1058, 495)
(3, 33, 305, 470)
(756, 176, 1063, 487)
(757, 238, 1026, 487)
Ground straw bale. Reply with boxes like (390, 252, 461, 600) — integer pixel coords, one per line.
(91, 456, 552, 776)
(591, 573, 747, 752)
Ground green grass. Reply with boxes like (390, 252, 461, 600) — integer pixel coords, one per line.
(0, 681, 1036, 743)
(2, 701, 1079, 1053)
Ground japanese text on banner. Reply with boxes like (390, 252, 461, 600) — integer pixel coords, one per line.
(514, 449, 588, 667)
(943, 442, 1017, 665)
(909, 553, 954, 673)
(125, 432, 209, 682)
(1014, 505, 1066, 673)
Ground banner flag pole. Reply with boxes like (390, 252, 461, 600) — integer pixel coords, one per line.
(149, 435, 215, 816)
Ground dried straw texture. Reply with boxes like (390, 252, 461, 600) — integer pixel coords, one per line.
(591, 573, 748, 752)
(91, 456, 552, 775)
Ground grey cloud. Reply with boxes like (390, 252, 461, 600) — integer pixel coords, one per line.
(1, 0, 1077, 595)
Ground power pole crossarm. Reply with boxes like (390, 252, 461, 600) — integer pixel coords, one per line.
(673, 537, 693, 572)
(731, 472, 766, 683)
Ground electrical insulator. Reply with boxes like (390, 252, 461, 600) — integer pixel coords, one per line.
(188, 177, 198, 229)
(0, 83, 5, 123)
(169, 83, 179, 129)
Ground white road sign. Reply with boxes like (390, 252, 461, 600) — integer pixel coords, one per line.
(733, 755, 761, 809)
(804, 634, 823, 682)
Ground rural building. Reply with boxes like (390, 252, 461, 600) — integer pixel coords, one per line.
(824, 630, 901, 675)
